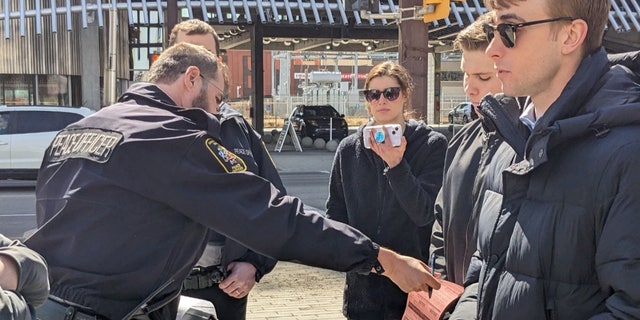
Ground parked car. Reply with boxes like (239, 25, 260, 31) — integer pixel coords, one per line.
(448, 102, 474, 124)
(288, 104, 349, 141)
(0, 105, 95, 180)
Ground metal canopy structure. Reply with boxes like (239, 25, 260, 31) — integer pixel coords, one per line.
(1, 0, 638, 132)
(2, 0, 639, 48)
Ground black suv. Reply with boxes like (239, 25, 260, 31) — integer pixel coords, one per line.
(289, 105, 349, 141)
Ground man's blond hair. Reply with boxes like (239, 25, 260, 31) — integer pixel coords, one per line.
(453, 12, 495, 52)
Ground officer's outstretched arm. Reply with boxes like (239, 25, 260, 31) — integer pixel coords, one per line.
(377, 247, 441, 293)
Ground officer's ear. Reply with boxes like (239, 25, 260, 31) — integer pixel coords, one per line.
(182, 66, 200, 90)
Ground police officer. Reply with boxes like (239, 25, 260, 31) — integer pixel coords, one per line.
(168, 19, 281, 320)
(27, 43, 440, 320)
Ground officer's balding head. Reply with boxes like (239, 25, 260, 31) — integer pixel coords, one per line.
(146, 43, 218, 85)
(146, 43, 220, 110)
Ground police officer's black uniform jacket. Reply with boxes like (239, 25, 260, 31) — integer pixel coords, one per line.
(25, 83, 380, 320)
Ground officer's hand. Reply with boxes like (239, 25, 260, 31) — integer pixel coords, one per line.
(378, 247, 441, 293)
(219, 262, 257, 299)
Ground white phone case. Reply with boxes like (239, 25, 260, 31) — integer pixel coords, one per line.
(363, 124, 402, 149)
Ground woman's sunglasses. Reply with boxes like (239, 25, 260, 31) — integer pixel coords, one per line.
(363, 87, 402, 102)
(482, 17, 574, 48)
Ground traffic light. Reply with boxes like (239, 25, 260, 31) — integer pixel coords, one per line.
(149, 51, 160, 65)
(422, 0, 450, 23)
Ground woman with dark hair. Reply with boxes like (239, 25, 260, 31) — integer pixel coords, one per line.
(326, 61, 447, 319)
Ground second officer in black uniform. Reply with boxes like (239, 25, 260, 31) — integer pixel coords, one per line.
(167, 19, 281, 320)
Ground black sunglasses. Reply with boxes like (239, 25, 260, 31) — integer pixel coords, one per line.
(363, 87, 402, 102)
(482, 17, 574, 48)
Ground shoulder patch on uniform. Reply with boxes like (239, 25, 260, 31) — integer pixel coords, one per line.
(205, 138, 248, 173)
(48, 128, 123, 163)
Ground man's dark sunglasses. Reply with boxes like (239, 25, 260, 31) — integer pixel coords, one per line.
(482, 17, 574, 48)
(363, 87, 402, 102)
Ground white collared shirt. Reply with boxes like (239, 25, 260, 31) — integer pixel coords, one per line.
(519, 102, 537, 131)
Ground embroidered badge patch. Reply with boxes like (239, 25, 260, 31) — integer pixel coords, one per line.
(205, 138, 247, 173)
(48, 128, 123, 163)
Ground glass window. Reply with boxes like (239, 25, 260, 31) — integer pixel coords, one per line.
(0, 112, 10, 135)
(13, 111, 83, 134)
(1, 74, 35, 105)
(70, 76, 82, 106)
(0, 75, 81, 106)
(316, 106, 338, 117)
(38, 75, 70, 106)
(304, 108, 317, 117)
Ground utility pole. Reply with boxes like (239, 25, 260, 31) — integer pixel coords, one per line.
(166, 1, 179, 44)
(399, 0, 429, 121)
(250, 18, 265, 135)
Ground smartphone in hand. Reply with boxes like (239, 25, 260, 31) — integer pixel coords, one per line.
(363, 124, 402, 149)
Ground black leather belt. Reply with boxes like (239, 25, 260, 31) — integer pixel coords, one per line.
(36, 297, 107, 320)
(182, 265, 227, 291)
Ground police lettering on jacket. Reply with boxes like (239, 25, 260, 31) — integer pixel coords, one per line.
(48, 128, 123, 163)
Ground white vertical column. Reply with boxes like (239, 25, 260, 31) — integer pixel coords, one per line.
(104, 0, 118, 106)
(81, 0, 101, 109)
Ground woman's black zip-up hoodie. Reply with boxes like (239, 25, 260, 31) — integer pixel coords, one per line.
(327, 118, 447, 319)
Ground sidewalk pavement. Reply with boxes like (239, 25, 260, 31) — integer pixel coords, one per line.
(268, 146, 336, 174)
(246, 145, 346, 320)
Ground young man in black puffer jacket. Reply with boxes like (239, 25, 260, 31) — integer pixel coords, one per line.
(451, 0, 640, 319)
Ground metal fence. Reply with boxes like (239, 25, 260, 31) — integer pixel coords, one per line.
(228, 92, 469, 129)
(439, 94, 469, 124)
(229, 92, 371, 129)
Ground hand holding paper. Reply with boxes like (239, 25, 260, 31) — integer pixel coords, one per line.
(377, 247, 441, 293)
(402, 279, 464, 320)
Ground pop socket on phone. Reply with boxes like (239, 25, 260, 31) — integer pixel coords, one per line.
(374, 131, 386, 143)
(363, 124, 402, 149)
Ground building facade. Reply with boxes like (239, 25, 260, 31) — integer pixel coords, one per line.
(1, 0, 638, 118)
(1, 0, 130, 109)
